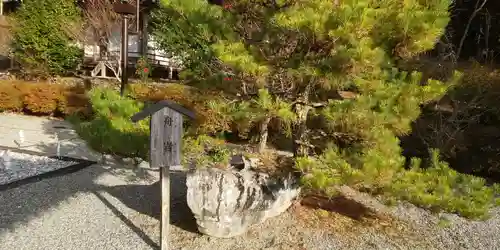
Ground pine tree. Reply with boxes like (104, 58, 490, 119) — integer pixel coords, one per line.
(153, 0, 455, 152)
(150, 0, 500, 218)
(206, 88, 295, 152)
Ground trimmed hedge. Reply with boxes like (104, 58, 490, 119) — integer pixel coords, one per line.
(0, 80, 90, 116)
(0, 80, 232, 134)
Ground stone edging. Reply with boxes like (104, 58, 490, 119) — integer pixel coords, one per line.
(0, 145, 96, 191)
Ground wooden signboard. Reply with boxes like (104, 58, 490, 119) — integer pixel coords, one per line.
(131, 100, 195, 250)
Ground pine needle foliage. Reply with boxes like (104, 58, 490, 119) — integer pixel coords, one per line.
(152, 0, 499, 218)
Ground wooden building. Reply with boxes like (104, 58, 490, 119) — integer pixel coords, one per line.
(77, 0, 183, 80)
(1, 0, 183, 80)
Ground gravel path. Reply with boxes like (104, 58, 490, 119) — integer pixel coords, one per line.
(0, 151, 78, 185)
(0, 113, 101, 162)
(1, 160, 499, 250)
(388, 202, 500, 250)
(0, 163, 158, 250)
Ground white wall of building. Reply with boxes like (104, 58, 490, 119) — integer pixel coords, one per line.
(76, 26, 184, 69)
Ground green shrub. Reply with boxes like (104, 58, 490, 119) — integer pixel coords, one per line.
(182, 135, 231, 167)
(72, 87, 233, 164)
(12, 0, 83, 75)
(70, 88, 150, 158)
(389, 149, 498, 219)
(297, 147, 499, 219)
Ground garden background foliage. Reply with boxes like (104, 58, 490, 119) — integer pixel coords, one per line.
(1, 0, 499, 219)
(11, 0, 83, 75)
(150, 0, 499, 218)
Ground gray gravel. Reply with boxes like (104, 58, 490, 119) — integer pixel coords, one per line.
(388, 201, 500, 250)
(0, 150, 78, 185)
(0, 162, 499, 250)
(0, 163, 158, 250)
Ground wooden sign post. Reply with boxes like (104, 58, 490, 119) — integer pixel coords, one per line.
(131, 100, 195, 250)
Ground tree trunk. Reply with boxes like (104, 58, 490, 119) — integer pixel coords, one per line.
(292, 84, 312, 157)
(292, 103, 310, 157)
(258, 116, 272, 153)
(456, 0, 488, 60)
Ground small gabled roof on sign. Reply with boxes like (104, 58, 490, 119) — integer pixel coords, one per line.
(113, 2, 136, 15)
(131, 100, 196, 122)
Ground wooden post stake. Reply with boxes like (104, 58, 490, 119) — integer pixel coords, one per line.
(113, 2, 136, 96)
(131, 101, 195, 250)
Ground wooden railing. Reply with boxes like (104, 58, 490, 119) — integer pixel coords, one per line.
(83, 47, 183, 69)
(82, 48, 182, 80)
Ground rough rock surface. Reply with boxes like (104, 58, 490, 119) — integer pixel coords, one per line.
(186, 166, 300, 238)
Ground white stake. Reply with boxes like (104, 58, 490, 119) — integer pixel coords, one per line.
(2, 150, 11, 169)
(56, 141, 61, 158)
(55, 133, 61, 158)
(0, 151, 5, 170)
(18, 130, 25, 145)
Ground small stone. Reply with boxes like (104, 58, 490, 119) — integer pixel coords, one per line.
(137, 161, 150, 168)
(101, 154, 115, 164)
(229, 154, 246, 170)
(122, 157, 134, 165)
(229, 154, 256, 170)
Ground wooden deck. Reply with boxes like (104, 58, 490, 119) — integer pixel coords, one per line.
(79, 49, 182, 81)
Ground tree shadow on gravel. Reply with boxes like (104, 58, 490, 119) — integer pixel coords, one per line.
(0, 158, 197, 249)
(96, 170, 199, 234)
(0, 159, 106, 231)
(91, 189, 160, 250)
